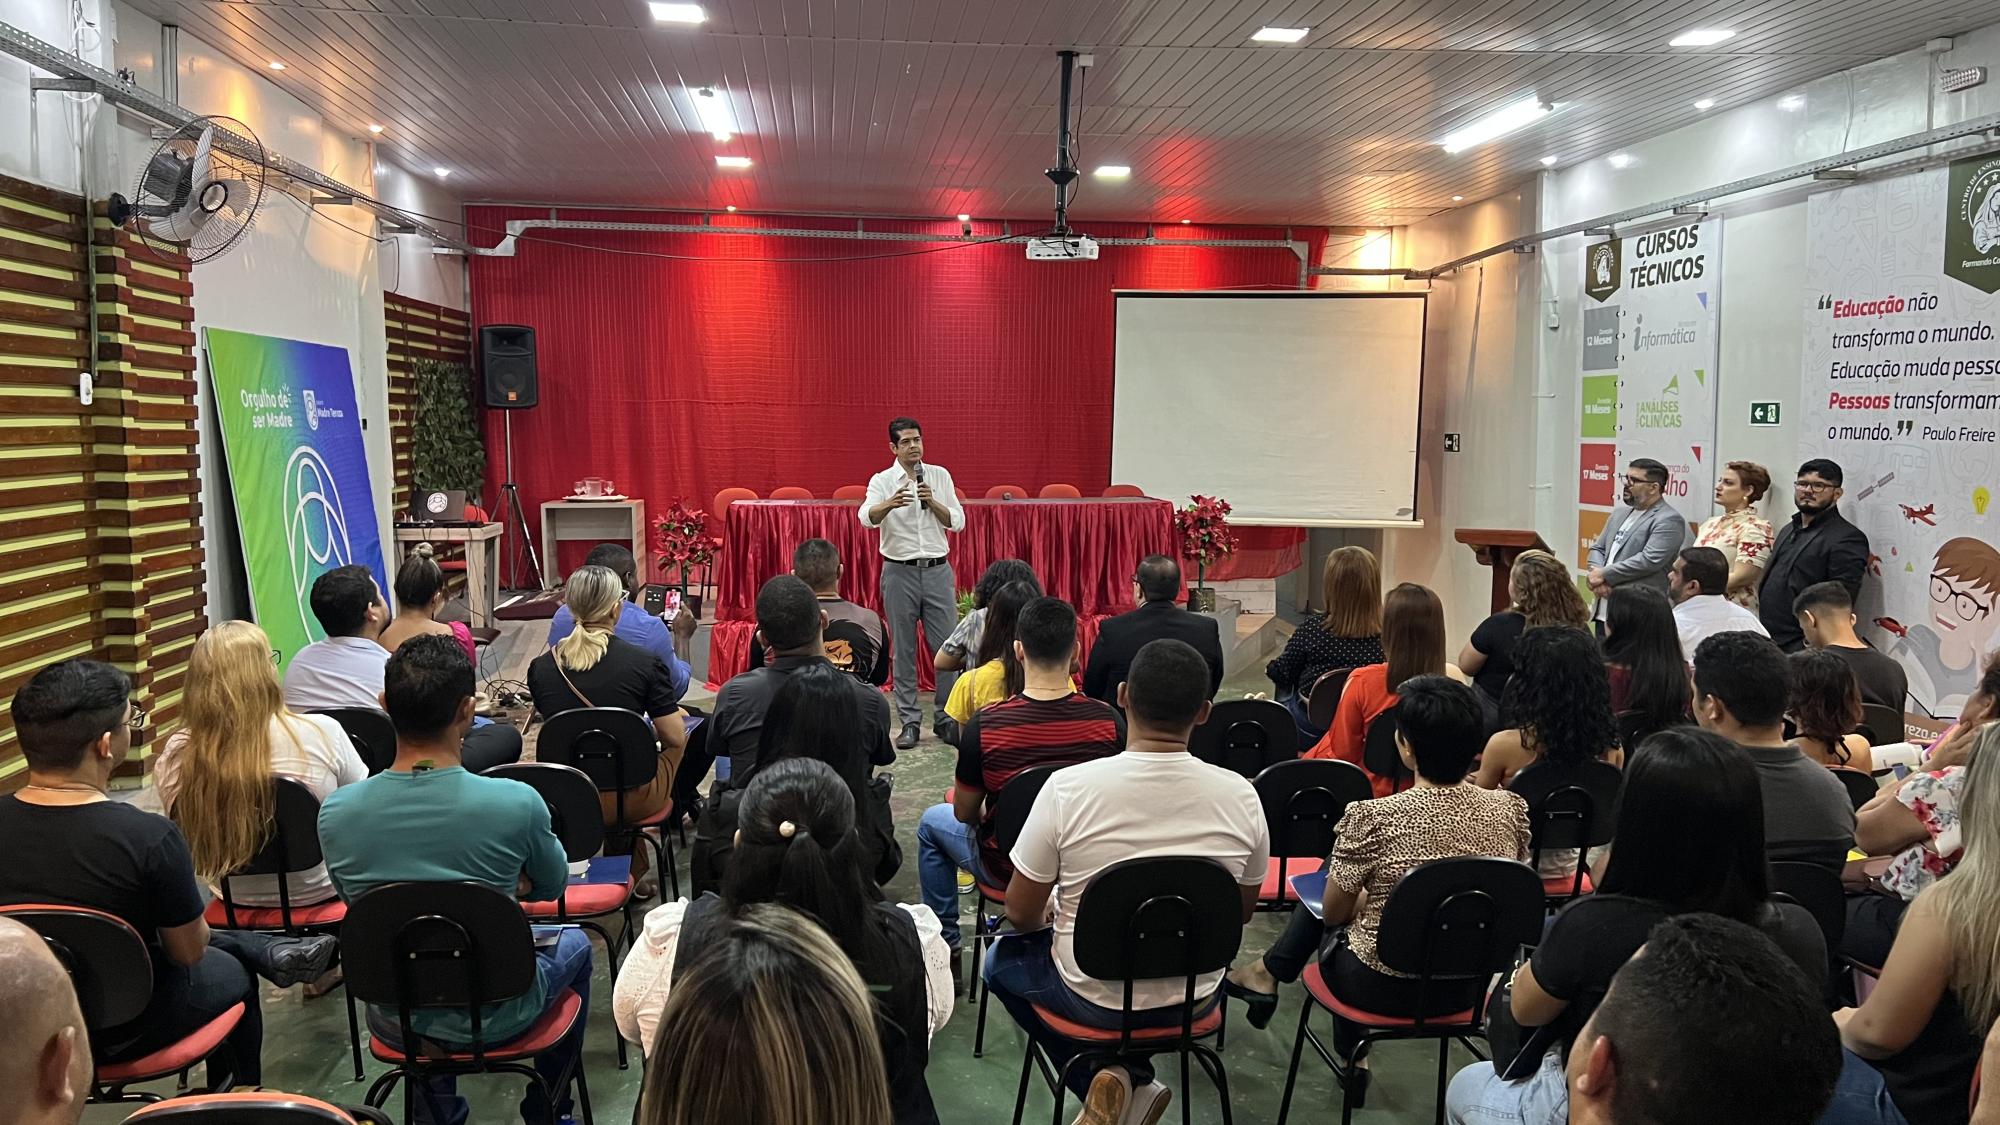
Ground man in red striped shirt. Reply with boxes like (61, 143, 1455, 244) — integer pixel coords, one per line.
(915, 596, 1125, 953)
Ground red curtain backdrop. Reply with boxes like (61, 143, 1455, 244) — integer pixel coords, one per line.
(466, 208, 1322, 580)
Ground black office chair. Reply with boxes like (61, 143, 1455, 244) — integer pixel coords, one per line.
(1507, 759, 1623, 906)
(123, 1094, 394, 1123)
(1252, 759, 1374, 911)
(1770, 860, 1846, 997)
(968, 763, 1061, 1058)
(1305, 667, 1355, 732)
(1191, 699, 1299, 778)
(1360, 706, 1409, 792)
(1858, 703, 1906, 747)
(314, 707, 398, 775)
(1007, 857, 1245, 1125)
(537, 706, 680, 899)
(342, 882, 594, 1125)
(1830, 766, 1879, 810)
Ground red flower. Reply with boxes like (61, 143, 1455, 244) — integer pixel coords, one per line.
(654, 501, 716, 583)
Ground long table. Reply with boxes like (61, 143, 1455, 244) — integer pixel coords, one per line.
(707, 497, 1178, 688)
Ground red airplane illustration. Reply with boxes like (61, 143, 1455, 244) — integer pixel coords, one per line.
(1875, 616, 1909, 638)
(1867, 553, 1883, 577)
(1901, 503, 1937, 525)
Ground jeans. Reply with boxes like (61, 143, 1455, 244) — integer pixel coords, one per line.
(1279, 689, 1326, 746)
(103, 936, 265, 1089)
(916, 802, 988, 948)
(984, 929, 1214, 1099)
(1815, 1051, 1910, 1125)
(368, 928, 595, 1125)
(1444, 1050, 1568, 1125)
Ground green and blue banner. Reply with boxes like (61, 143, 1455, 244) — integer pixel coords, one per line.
(203, 328, 385, 665)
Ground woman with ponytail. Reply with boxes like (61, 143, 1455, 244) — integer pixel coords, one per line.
(617, 758, 951, 1124)
(529, 565, 688, 894)
(378, 544, 478, 664)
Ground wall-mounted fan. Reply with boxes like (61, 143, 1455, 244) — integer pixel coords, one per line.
(106, 115, 267, 263)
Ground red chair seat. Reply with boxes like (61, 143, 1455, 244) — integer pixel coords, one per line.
(98, 1002, 247, 1082)
(523, 881, 631, 917)
(1032, 1000, 1223, 1042)
(1302, 963, 1476, 1028)
(976, 881, 1008, 904)
(205, 897, 347, 929)
(1542, 870, 1593, 896)
(1260, 858, 1325, 901)
(630, 804, 676, 828)
(369, 988, 583, 1063)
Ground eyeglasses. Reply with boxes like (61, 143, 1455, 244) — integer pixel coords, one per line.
(1794, 480, 1838, 493)
(114, 706, 147, 736)
(269, 649, 282, 666)
(1933, 575, 1993, 623)
(1622, 475, 1656, 487)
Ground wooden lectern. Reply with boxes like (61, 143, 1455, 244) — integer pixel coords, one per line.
(1454, 529, 1552, 614)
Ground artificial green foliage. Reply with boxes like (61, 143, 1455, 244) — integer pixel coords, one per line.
(410, 358, 485, 500)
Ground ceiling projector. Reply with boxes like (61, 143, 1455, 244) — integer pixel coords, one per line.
(1026, 233, 1099, 260)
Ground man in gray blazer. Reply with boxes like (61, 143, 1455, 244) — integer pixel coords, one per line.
(1588, 458, 1689, 620)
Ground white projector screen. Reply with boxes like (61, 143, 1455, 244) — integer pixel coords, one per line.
(1111, 291, 1426, 526)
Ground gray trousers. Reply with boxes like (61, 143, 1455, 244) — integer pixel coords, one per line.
(882, 559, 959, 727)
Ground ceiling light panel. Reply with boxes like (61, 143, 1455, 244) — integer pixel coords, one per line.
(1439, 96, 1551, 153)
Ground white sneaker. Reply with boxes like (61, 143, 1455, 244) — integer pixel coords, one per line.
(1123, 1080, 1172, 1125)
(1073, 1067, 1132, 1125)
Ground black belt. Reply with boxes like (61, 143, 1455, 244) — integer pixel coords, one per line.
(886, 556, 949, 569)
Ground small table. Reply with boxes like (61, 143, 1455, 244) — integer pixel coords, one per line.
(542, 498, 647, 582)
(393, 522, 504, 627)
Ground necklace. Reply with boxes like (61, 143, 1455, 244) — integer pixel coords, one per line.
(20, 782, 107, 799)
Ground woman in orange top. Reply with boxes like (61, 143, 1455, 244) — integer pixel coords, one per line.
(1307, 582, 1456, 797)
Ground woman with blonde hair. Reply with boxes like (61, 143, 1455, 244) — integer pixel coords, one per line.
(1695, 460, 1776, 608)
(1266, 546, 1386, 739)
(528, 565, 688, 894)
(1460, 549, 1590, 706)
(638, 903, 892, 1125)
(378, 544, 478, 664)
(157, 619, 367, 906)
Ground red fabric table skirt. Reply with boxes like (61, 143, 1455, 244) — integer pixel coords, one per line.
(707, 498, 1178, 689)
(1207, 527, 1307, 581)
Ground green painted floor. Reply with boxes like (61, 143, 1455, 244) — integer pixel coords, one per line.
(93, 668, 1483, 1124)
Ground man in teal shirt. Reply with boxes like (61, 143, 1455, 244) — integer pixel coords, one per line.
(319, 635, 583, 1125)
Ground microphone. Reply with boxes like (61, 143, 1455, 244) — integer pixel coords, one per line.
(913, 464, 929, 517)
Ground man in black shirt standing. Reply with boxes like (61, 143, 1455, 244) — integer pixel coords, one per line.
(1759, 458, 1871, 651)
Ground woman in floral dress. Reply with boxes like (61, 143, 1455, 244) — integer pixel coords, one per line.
(1695, 460, 1775, 609)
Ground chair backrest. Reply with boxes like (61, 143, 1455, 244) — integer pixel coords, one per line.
(1305, 666, 1354, 729)
(1858, 703, 1905, 747)
(991, 765, 1061, 852)
(1373, 856, 1544, 980)
(124, 1092, 363, 1123)
(340, 881, 537, 1055)
(1770, 860, 1847, 957)
(535, 706, 660, 795)
(1069, 857, 1245, 1009)
(770, 486, 815, 501)
(314, 707, 398, 775)
(984, 483, 1029, 499)
(1507, 758, 1624, 854)
(484, 762, 606, 861)
(1361, 706, 1409, 788)
(221, 776, 328, 878)
(1038, 483, 1082, 499)
(1101, 484, 1147, 498)
(1189, 698, 1299, 778)
(832, 484, 870, 501)
(712, 487, 760, 517)
(1254, 758, 1374, 859)
(0, 904, 153, 1029)
(1830, 765, 1879, 810)
(464, 503, 490, 524)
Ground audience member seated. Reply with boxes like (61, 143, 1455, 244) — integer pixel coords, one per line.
(1566, 915, 1841, 1125)
(318, 635, 586, 1125)
(747, 538, 889, 685)
(635, 903, 892, 1125)
(1264, 546, 1385, 738)
(940, 579, 1041, 739)
(1695, 460, 1778, 607)
(286, 564, 523, 772)
(691, 661, 899, 894)
(1308, 582, 1465, 795)
(547, 542, 695, 702)
(1795, 581, 1910, 713)
(1446, 727, 1827, 1123)
(1225, 675, 1529, 1086)
(1460, 549, 1591, 708)
(985, 639, 1270, 1124)
(1790, 648, 1876, 774)
(1693, 631, 1856, 871)
(1475, 625, 1623, 790)
(1669, 545, 1768, 653)
(1602, 585, 1694, 743)
(157, 620, 365, 920)
(919, 596, 1125, 955)
(0, 661, 339, 1092)
(1084, 554, 1225, 704)
(1831, 719, 2000, 1125)
(0, 915, 91, 1125)
(618, 759, 950, 1123)
(378, 546, 478, 664)
(528, 565, 689, 897)
(934, 558, 1039, 675)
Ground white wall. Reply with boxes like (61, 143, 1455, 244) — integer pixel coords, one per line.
(374, 160, 466, 310)
(0, 0, 110, 190)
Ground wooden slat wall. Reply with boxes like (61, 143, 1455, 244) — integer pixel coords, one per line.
(383, 292, 473, 515)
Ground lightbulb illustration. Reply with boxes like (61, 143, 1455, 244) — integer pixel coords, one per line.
(1977, 486, 1992, 516)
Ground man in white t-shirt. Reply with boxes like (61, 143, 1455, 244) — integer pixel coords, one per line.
(1668, 546, 1767, 656)
(986, 638, 1269, 1125)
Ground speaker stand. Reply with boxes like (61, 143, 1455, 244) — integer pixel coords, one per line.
(499, 411, 546, 590)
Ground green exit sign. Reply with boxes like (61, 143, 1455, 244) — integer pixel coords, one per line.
(1750, 401, 1782, 426)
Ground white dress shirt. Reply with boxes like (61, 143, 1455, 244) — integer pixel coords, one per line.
(1674, 593, 1769, 657)
(860, 462, 964, 561)
(283, 635, 390, 711)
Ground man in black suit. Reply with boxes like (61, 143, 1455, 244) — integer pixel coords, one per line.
(1758, 458, 1872, 651)
(1083, 555, 1226, 703)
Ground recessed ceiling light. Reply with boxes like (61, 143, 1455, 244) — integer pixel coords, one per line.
(1779, 95, 1806, 111)
(1693, 98, 1716, 110)
(367, 123, 384, 133)
(1440, 96, 1552, 154)
(432, 166, 451, 178)
(1451, 195, 1464, 202)
(956, 213, 971, 222)
(1540, 155, 1559, 166)
(267, 60, 287, 71)
(1607, 152, 1635, 169)
(725, 204, 737, 212)
(1094, 165, 1131, 179)
(689, 86, 737, 141)
(649, 3, 706, 23)
(1181, 218, 1192, 224)
(1669, 28, 1736, 47)
(1251, 26, 1310, 43)
(716, 155, 752, 168)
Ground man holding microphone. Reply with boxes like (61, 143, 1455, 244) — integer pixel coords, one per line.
(862, 417, 966, 748)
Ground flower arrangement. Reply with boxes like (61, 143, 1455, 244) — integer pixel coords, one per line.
(654, 500, 716, 590)
(1174, 494, 1239, 607)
